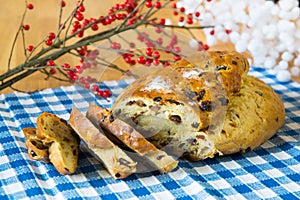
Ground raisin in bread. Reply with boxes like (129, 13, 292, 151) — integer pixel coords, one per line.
(22, 127, 50, 163)
(36, 112, 80, 174)
(86, 103, 178, 173)
(111, 51, 285, 161)
(69, 107, 137, 179)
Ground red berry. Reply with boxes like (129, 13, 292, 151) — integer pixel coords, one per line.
(27, 3, 34, 10)
(124, 56, 132, 64)
(172, 3, 177, 8)
(62, 63, 70, 69)
(195, 11, 200, 17)
(61, 1, 66, 7)
(111, 42, 121, 49)
(173, 11, 179, 16)
(60, 23, 66, 29)
(180, 7, 185, 13)
(48, 32, 56, 40)
(90, 18, 97, 23)
(127, 19, 135, 26)
(27, 45, 34, 52)
(174, 46, 181, 53)
(75, 11, 84, 21)
(73, 21, 80, 29)
(155, 26, 162, 33)
(179, 16, 184, 22)
(153, 51, 160, 59)
(203, 44, 209, 50)
(91, 84, 99, 92)
(96, 90, 104, 96)
(50, 68, 57, 75)
(225, 29, 232, 34)
(156, 38, 163, 45)
(210, 29, 215, 35)
(186, 18, 193, 24)
(137, 56, 146, 64)
(146, 1, 152, 8)
(152, 59, 160, 66)
(69, 72, 78, 81)
(116, 13, 125, 20)
(23, 24, 30, 31)
(108, 14, 116, 22)
(145, 59, 152, 66)
(77, 30, 84, 37)
(129, 42, 135, 48)
(45, 39, 53, 46)
(174, 55, 181, 61)
(146, 48, 153, 56)
(163, 61, 170, 67)
(75, 65, 83, 73)
(91, 24, 98, 31)
(47, 60, 55, 66)
(159, 18, 166, 25)
(130, 60, 136, 65)
(155, 2, 161, 9)
(82, 19, 90, 26)
(78, 49, 86, 56)
(102, 90, 111, 98)
(78, 4, 85, 12)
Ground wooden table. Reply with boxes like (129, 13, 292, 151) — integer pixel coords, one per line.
(1, 0, 298, 94)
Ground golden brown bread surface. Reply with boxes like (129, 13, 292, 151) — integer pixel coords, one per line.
(215, 76, 286, 155)
(36, 112, 80, 174)
(112, 51, 285, 161)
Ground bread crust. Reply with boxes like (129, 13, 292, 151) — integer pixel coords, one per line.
(215, 76, 285, 154)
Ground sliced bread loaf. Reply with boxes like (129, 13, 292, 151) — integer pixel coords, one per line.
(86, 103, 178, 173)
(111, 51, 285, 161)
(69, 107, 137, 179)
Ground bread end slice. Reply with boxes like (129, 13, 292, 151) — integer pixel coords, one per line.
(23, 127, 50, 163)
(36, 112, 80, 175)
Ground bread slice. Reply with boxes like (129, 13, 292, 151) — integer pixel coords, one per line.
(22, 127, 50, 163)
(69, 107, 137, 179)
(36, 112, 80, 175)
(86, 103, 178, 173)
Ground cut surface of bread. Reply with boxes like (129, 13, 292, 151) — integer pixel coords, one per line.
(86, 103, 178, 173)
(112, 51, 285, 161)
(69, 107, 137, 179)
(36, 112, 80, 175)
(22, 127, 50, 163)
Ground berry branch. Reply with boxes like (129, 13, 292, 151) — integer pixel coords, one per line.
(0, 0, 213, 96)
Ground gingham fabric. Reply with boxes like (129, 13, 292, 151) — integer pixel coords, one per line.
(0, 68, 299, 200)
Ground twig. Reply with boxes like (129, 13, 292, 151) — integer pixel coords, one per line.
(7, 0, 28, 70)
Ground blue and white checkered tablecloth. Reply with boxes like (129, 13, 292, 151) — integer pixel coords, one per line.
(0, 68, 299, 200)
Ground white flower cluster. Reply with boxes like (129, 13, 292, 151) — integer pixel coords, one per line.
(178, 0, 300, 82)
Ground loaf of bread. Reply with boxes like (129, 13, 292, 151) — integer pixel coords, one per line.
(86, 103, 178, 173)
(111, 51, 285, 161)
(69, 107, 137, 179)
(36, 112, 80, 174)
(22, 127, 50, 163)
